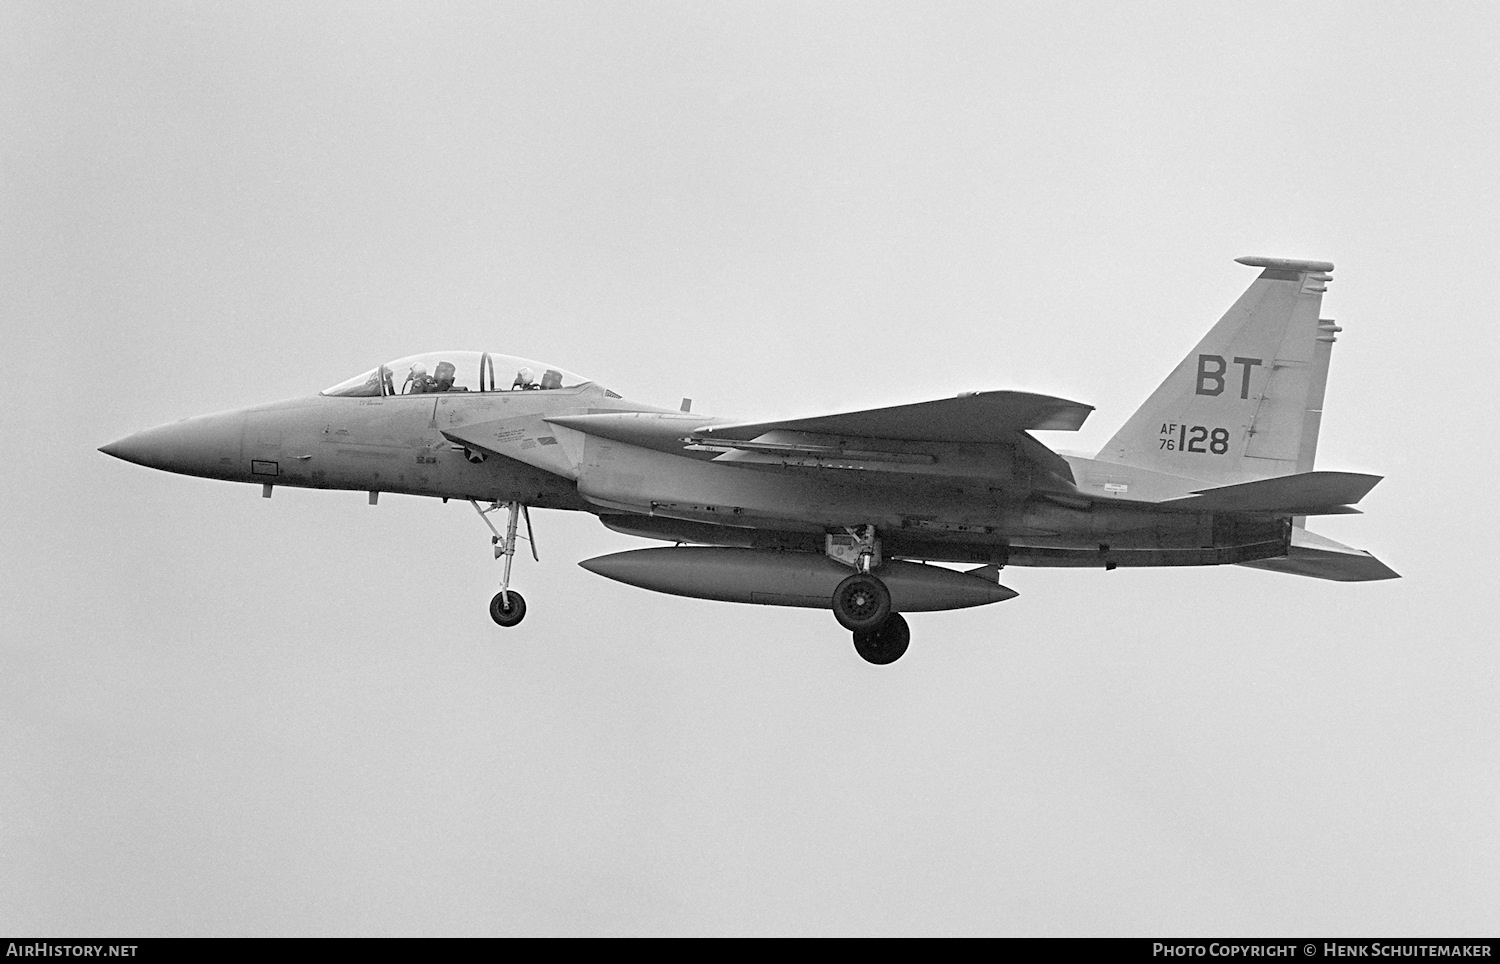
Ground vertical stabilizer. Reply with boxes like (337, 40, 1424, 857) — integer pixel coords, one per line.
(1097, 256, 1338, 485)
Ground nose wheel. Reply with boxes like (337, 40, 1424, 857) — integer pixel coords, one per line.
(490, 590, 527, 627)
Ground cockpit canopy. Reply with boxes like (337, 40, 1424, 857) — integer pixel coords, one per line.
(322, 351, 592, 397)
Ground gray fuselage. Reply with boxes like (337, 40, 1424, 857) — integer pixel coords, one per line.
(102, 382, 1287, 572)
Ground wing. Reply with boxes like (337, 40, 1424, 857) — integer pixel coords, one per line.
(694, 390, 1093, 444)
(684, 391, 1093, 484)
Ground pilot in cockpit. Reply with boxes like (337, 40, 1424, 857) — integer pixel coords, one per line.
(405, 363, 435, 394)
(513, 367, 537, 390)
(433, 360, 458, 392)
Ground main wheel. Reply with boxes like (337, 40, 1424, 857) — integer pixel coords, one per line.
(831, 572, 891, 632)
(853, 613, 910, 665)
(489, 590, 527, 627)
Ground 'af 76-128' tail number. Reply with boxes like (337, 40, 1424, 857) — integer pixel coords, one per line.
(1160, 423, 1230, 454)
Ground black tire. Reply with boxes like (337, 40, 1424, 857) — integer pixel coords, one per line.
(831, 572, 891, 632)
(489, 590, 527, 628)
(853, 613, 910, 665)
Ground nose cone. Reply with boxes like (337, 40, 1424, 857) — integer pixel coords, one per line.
(99, 412, 245, 479)
(98, 431, 164, 467)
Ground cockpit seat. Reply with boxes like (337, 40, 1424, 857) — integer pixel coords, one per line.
(433, 360, 462, 392)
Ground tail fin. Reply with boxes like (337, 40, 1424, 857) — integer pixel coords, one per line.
(1098, 256, 1340, 485)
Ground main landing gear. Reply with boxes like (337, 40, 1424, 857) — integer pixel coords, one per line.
(833, 572, 909, 664)
(832, 572, 890, 632)
(471, 499, 536, 629)
(828, 525, 909, 664)
(853, 613, 910, 665)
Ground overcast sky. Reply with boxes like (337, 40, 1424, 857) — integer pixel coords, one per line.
(4, 0, 1499, 936)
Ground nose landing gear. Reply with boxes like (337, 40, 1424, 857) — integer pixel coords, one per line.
(489, 589, 527, 627)
(472, 499, 536, 629)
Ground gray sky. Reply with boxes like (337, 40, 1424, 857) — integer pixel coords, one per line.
(4, 0, 1498, 936)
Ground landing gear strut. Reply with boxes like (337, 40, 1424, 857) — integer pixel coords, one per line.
(827, 524, 908, 662)
(472, 499, 536, 628)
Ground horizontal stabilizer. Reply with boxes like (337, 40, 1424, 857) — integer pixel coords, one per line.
(1237, 527, 1400, 581)
(695, 390, 1092, 445)
(1162, 471, 1381, 515)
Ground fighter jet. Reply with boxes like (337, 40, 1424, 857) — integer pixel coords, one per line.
(100, 256, 1396, 664)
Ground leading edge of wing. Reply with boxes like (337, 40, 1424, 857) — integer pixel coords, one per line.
(693, 391, 1093, 445)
